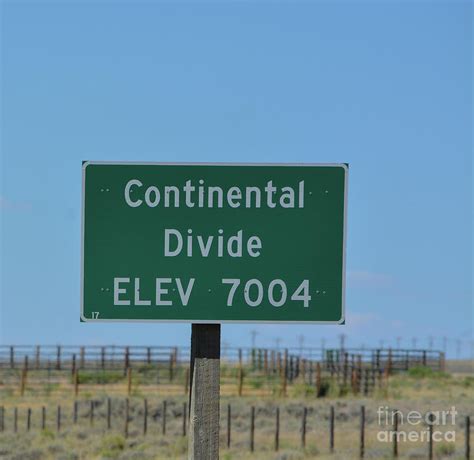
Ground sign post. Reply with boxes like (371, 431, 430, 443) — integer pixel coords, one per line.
(189, 324, 220, 458)
(81, 161, 348, 459)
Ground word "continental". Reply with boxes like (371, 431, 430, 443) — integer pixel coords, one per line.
(124, 179, 305, 209)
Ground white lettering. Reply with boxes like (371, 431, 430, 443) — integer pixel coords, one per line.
(114, 277, 130, 305)
(164, 229, 183, 257)
(124, 180, 143, 207)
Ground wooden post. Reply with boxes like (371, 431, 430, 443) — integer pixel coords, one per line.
(466, 416, 470, 460)
(282, 349, 288, 396)
(124, 398, 129, 438)
(41, 406, 46, 430)
(71, 354, 76, 376)
(238, 367, 244, 397)
(80, 347, 85, 369)
(0, 406, 4, 432)
(250, 406, 255, 452)
(57, 405, 61, 432)
(184, 367, 190, 395)
(127, 367, 132, 396)
(428, 413, 434, 460)
(101, 347, 106, 370)
(20, 358, 27, 397)
(329, 406, 335, 453)
(182, 402, 187, 437)
(107, 398, 112, 430)
(275, 407, 280, 451)
(73, 401, 78, 424)
(188, 323, 221, 459)
(393, 411, 399, 458)
(27, 408, 31, 431)
(10, 346, 14, 369)
(226, 404, 231, 448)
(143, 399, 148, 435)
(56, 346, 61, 370)
(316, 362, 321, 396)
(162, 400, 167, 435)
(35, 346, 40, 369)
(147, 347, 151, 364)
(301, 407, 307, 448)
(360, 405, 365, 459)
(74, 369, 79, 397)
(14, 407, 18, 433)
(169, 352, 174, 382)
(124, 347, 130, 375)
(90, 400, 94, 426)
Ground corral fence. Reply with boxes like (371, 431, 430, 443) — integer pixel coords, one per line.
(0, 345, 445, 372)
(0, 345, 445, 398)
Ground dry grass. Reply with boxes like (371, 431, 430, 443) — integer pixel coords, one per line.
(0, 367, 473, 459)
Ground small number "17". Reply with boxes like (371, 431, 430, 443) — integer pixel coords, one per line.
(91, 312, 100, 319)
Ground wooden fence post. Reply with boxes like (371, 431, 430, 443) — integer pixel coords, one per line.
(27, 408, 31, 431)
(393, 411, 399, 458)
(0, 406, 4, 432)
(14, 407, 18, 433)
(275, 407, 280, 451)
(143, 399, 148, 435)
(107, 398, 112, 430)
(124, 347, 130, 375)
(466, 415, 470, 460)
(301, 407, 307, 448)
(35, 346, 40, 369)
(387, 348, 393, 375)
(73, 401, 78, 424)
(162, 400, 167, 435)
(10, 346, 14, 369)
(20, 356, 28, 397)
(41, 406, 46, 430)
(428, 413, 434, 460)
(80, 347, 85, 369)
(74, 368, 79, 397)
(90, 400, 94, 426)
(101, 347, 106, 370)
(184, 367, 190, 395)
(316, 362, 321, 397)
(127, 367, 132, 396)
(250, 406, 255, 452)
(330, 405, 335, 453)
(360, 405, 365, 459)
(71, 354, 76, 376)
(56, 346, 61, 370)
(57, 405, 61, 432)
(282, 349, 288, 397)
(182, 402, 187, 437)
(238, 367, 244, 397)
(124, 398, 129, 438)
(169, 352, 174, 382)
(227, 404, 231, 448)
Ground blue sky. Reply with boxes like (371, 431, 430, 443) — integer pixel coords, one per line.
(1, 1, 472, 357)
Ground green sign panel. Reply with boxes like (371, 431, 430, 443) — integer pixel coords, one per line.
(81, 162, 347, 323)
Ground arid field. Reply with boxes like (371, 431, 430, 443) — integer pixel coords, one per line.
(0, 361, 472, 460)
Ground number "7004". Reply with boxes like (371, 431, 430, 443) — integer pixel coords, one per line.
(222, 279, 311, 308)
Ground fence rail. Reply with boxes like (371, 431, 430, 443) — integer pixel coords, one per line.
(0, 345, 445, 371)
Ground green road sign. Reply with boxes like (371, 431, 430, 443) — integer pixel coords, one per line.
(81, 162, 348, 323)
